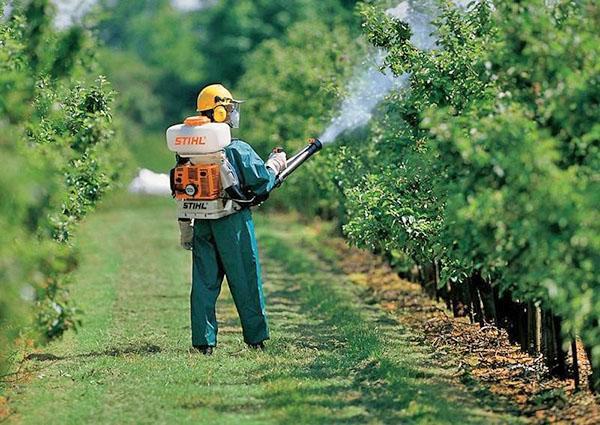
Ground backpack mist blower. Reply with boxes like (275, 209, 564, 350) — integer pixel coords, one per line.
(166, 117, 322, 220)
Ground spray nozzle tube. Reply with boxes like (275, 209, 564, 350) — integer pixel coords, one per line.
(271, 138, 322, 190)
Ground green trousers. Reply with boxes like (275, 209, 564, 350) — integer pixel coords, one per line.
(191, 209, 269, 346)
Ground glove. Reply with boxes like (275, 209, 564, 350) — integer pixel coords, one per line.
(178, 219, 193, 250)
(266, 151, 287, 175)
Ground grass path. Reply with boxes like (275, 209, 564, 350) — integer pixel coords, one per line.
(7, 196, 522, 424)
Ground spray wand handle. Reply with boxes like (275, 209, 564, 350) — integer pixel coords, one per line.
(271, 138, 322, 190)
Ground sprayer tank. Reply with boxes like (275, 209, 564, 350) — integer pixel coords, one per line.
(166, 121, 231, 156)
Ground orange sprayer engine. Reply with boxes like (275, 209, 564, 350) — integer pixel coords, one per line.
(172, 163, 221, 200)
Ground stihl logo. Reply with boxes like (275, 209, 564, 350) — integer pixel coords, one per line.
(183, 202, 208, 210)
(175, 136, 206, 145)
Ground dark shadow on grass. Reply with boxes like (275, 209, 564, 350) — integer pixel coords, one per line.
(25, 342, 162, 362)
(148, 293, 188, 299)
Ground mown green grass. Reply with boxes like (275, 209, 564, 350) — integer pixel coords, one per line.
(7, 196, 522, 424)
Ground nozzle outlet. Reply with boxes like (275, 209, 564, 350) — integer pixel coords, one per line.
(309, 138, 323, 151)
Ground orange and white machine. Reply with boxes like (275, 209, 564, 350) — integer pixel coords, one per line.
(166, 116, 243, 219)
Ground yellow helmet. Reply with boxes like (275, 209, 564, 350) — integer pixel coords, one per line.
(197, 84, 233, 111)
(196, 84, 243, 127)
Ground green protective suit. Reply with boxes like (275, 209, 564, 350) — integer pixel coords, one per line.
(191, 139, 276, 347)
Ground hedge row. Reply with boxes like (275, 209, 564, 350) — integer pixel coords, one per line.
(0, 1, 125, 377)
(239, 0, 599, 388)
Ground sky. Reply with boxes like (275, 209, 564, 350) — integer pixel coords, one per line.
(51, 0, 208, 28)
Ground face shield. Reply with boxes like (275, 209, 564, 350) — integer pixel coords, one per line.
(227, 102, 241, 128)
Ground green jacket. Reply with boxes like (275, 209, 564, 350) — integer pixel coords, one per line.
(225, 139, 276, 196)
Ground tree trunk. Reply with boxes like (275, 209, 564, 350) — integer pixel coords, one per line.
(433, 260, 440, 302)
(541, 310, 555, 371)
(460, 280, 472, 318)
(527, 302, 541, 355)
(417, 263, 425, 286)
(467, 278, 483, 325)
(421, 262, 437, 299)
(437, 281, 451, 311)
(552, 315, 567, 378)
(494, 289, 513, 339)
(571, 339, 580, 390)
(468, 278, 483, 324)
(540, 310, 566, 377)
(517, 302, 528, 352)
(535, 306, 542, 354)
(450, 281, 460, 318)
(585, 345, 599, 393)
(472, 272, 496, 324)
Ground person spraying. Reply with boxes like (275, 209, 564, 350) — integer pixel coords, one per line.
(166, 84, 322, 355)
(166, 84, 287, 355)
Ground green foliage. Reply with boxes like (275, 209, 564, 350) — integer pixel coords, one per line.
(94, 0, 203, 141)
(91, 1, 198, 171)
(0, 0, 124, 376)
(199, 0, 359, 87)
(28, 77, 119, 241)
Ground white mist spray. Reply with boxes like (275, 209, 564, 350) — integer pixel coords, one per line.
(319, 0, 469, 145)
(318, 55, 408, 145)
